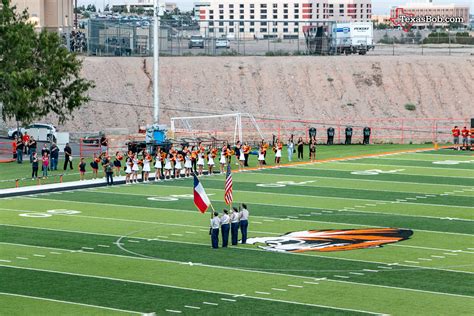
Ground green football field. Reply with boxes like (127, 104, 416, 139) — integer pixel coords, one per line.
(0, 147, 473, 315)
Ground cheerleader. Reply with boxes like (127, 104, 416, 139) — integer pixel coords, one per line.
(184, 151, 192, 177)
(236, 141, 245, 171)
(154, 149, 162, 181)
(175, 153, 183, 179)
(143, 152, 152, 182)
(90, 153, 99, 179)
(131, 153, 139, 183)
(219, 141, 227, 173)
(274, 139, 283, 167)
(196, 149, 205, 176)
(114, 151, 123, 177)
(261, 139, 269, 165)
(164, 153, 173, 180)
(258, 145, 265, 169)
(125, 152, 133, 184)
(208, 147, 216, 175)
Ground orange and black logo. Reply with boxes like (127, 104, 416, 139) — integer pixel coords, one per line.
(246, 228, 413, 253)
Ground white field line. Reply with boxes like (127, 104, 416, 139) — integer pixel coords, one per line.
(0, 265, 382, 314)
(184, 305, 200, 310)
(165, 309, 182, 313)
(271, 288, 287, 291)
(0, 292, 141, 314)
(2, 225, 473, 276)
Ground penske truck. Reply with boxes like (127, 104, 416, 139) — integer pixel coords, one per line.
(304, 22, 374, 55)
(330, 22, 374, 55)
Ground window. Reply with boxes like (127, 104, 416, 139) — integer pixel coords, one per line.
(219, 15, 223, 19)
(284, 9, 288, 13)
(229, 21, 234, 26)
(339, 9, 343, 13)
(209, 15, 214, 19)
(240, 9, 244, 13)
(209, 10, 214, 14)
(249, 27, 254, 32)
(240, 28, 244, 32)
(284, 4, 288, 8)
(229, 28, 234, 32)
(294, 3, 299, 7)
(230, 9, 234, 14)
(261, 9, 267, 13)
(250, 4, 254, 8)
(261, 21, 267, 26)
(273, 27, 277, 32)
(283, 28, 288, 32)
(284, 22, 288, 26)
(250, 21, 255, 25)
(219, 10, 223, 14)
(340, 4, 344, 8)
(284, 14, 288, 19)
(329, 4, 333, 8)
(219, 21, 223, 26)
(219, 28, 224, 32)
(294, 9, 299, 13)
(250, 15, 254, 19)
(294, 15, 299, 19)
(273, 4, 277, 8)
(230, 15, 234, 19)
(229, 4, 234, 8)
(273, 15, 277, 19)
(240, 4, 244, 8)
(260, 28, 267, 32)
(294, 27, 298, 32)
(239, 21, 244, 26)
(294, 22, 299, 26)
(260, 15, 267, 19)
(240, 15, 244, 19)
(273, 9, 277, 13)
(261, 4, 267, 8)
(209, 28, 214, 32)
(219, 4, 223, 8)
(209, 21, 214, 26)
(250, 9, 254, 13)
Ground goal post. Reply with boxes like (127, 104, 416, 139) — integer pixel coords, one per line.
(170, 113, 264, 144)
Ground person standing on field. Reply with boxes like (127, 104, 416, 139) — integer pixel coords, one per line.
(50, 143, 59, 171)
(63, 143, 73, 170)
(461, 126, 469, 149)
(210, 212, 220, 249)
(230, 207, 240, 246)
(220, 209, 230, 248)
(239, 204, 249, 244)
(452, 126, 460, 150)
(287, 136, 294, 162)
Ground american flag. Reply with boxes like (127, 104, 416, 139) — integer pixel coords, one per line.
(224, 163, 233, 205)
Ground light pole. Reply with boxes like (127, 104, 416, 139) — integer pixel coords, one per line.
(153, 0, 160, 124)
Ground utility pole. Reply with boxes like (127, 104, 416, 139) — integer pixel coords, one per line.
(153, 0, 160, 124)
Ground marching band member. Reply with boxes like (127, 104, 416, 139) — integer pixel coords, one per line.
(131, 153, 139, 183)
(258, 144, 265, 169)
(226, 143, 234, 165)
(184, 151, 193, 177)
(175, 152, 183, 179)
(243, 142, 251, 167)
(164, 153, 173, 180)
(113, 151, 123, 177)
(219, 142, 227, 173)
(143, 151, 152, 182)
(125, 151, 132, 184)
(154, 148, 162, 181)
(197, 147, 205, 176)
(190, 146, 198, 173)
(208, 147, 216, 175)
(274, 139, 283, 168)
(261, 139, 269, 165)
(309, 136, 316, 162)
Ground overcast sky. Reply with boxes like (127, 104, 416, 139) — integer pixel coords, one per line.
(77, 0, 473, 14)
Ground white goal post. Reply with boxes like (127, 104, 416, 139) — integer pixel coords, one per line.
(170, 112, 264, 144)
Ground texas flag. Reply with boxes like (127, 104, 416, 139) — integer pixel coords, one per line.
(193, 173, 211, 213)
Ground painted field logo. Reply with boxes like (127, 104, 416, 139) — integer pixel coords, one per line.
(247, 228, 413, 253)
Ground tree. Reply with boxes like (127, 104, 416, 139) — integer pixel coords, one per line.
(0, 1, 94, 125)
(104, 4, 110, 12)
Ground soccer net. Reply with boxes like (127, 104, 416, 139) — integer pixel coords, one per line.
(170, 113, 264, 145)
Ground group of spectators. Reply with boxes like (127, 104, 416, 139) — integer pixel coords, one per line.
(452, 126, 474, 150)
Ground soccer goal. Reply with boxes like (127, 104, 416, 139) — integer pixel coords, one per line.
(170, 113, 264, 144)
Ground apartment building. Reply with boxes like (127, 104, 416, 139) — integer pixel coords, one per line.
(10, 0, 74, 31)
(196, 0, 372, 39)
(390, 2, 470, 27)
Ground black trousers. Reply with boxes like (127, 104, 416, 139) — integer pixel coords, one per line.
(63, 156, 73, 170)
(32, 167, 38, 178)
(297, 147, 303, 159)
(106, 172, 114, 185)
(211, 228, 219, 248)
(345, 136, 352, 145)
(363, 135, 370, 144)
(244, 154, 249, 166)
(327, 136, 334, 145)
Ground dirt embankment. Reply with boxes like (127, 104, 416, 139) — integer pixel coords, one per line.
(36, 55, 474, 133)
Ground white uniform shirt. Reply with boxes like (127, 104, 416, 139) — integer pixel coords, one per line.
(230, 212, 240, 223)
(220, 214, 230, 225)
(210, 217, 220, 229)
(240, 208, 249, 221)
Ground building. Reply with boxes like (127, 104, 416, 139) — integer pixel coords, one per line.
(390, 1, 470, 27)
(9, 0, 74, 31)
(196, 0, 372, 39)
(371, 14, 390, 25)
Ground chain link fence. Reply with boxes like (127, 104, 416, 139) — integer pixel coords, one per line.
(76, 19, 474, 57)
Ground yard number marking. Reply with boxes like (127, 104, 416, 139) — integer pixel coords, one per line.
(351, 169, 405, 175)
(19, 209, 81, 218)
(256, 180, 316, 187)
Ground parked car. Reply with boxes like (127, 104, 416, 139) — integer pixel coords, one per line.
(188, 35, 204, 49)
(8, 123, 57, 142)
(215, 38, 230, 49)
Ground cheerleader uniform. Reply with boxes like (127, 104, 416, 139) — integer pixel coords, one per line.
(197, 153, 205, 166)
(219, 151, 226, 164)
(154, 156, 162, 169)
(125, 158, 132, 174)
(175, 158, 182, 170)
(113, 158, 121, 168)
(132, 158, 139, 172)
(239, 148, 245, 161)
(258, 151, 265, 161)
(208, 155, 215, 166)
(164, 158, 172, 170)
(184, 156, 192, 169)
(276, 147, 282, 158)
(143, 158, 151, 172)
